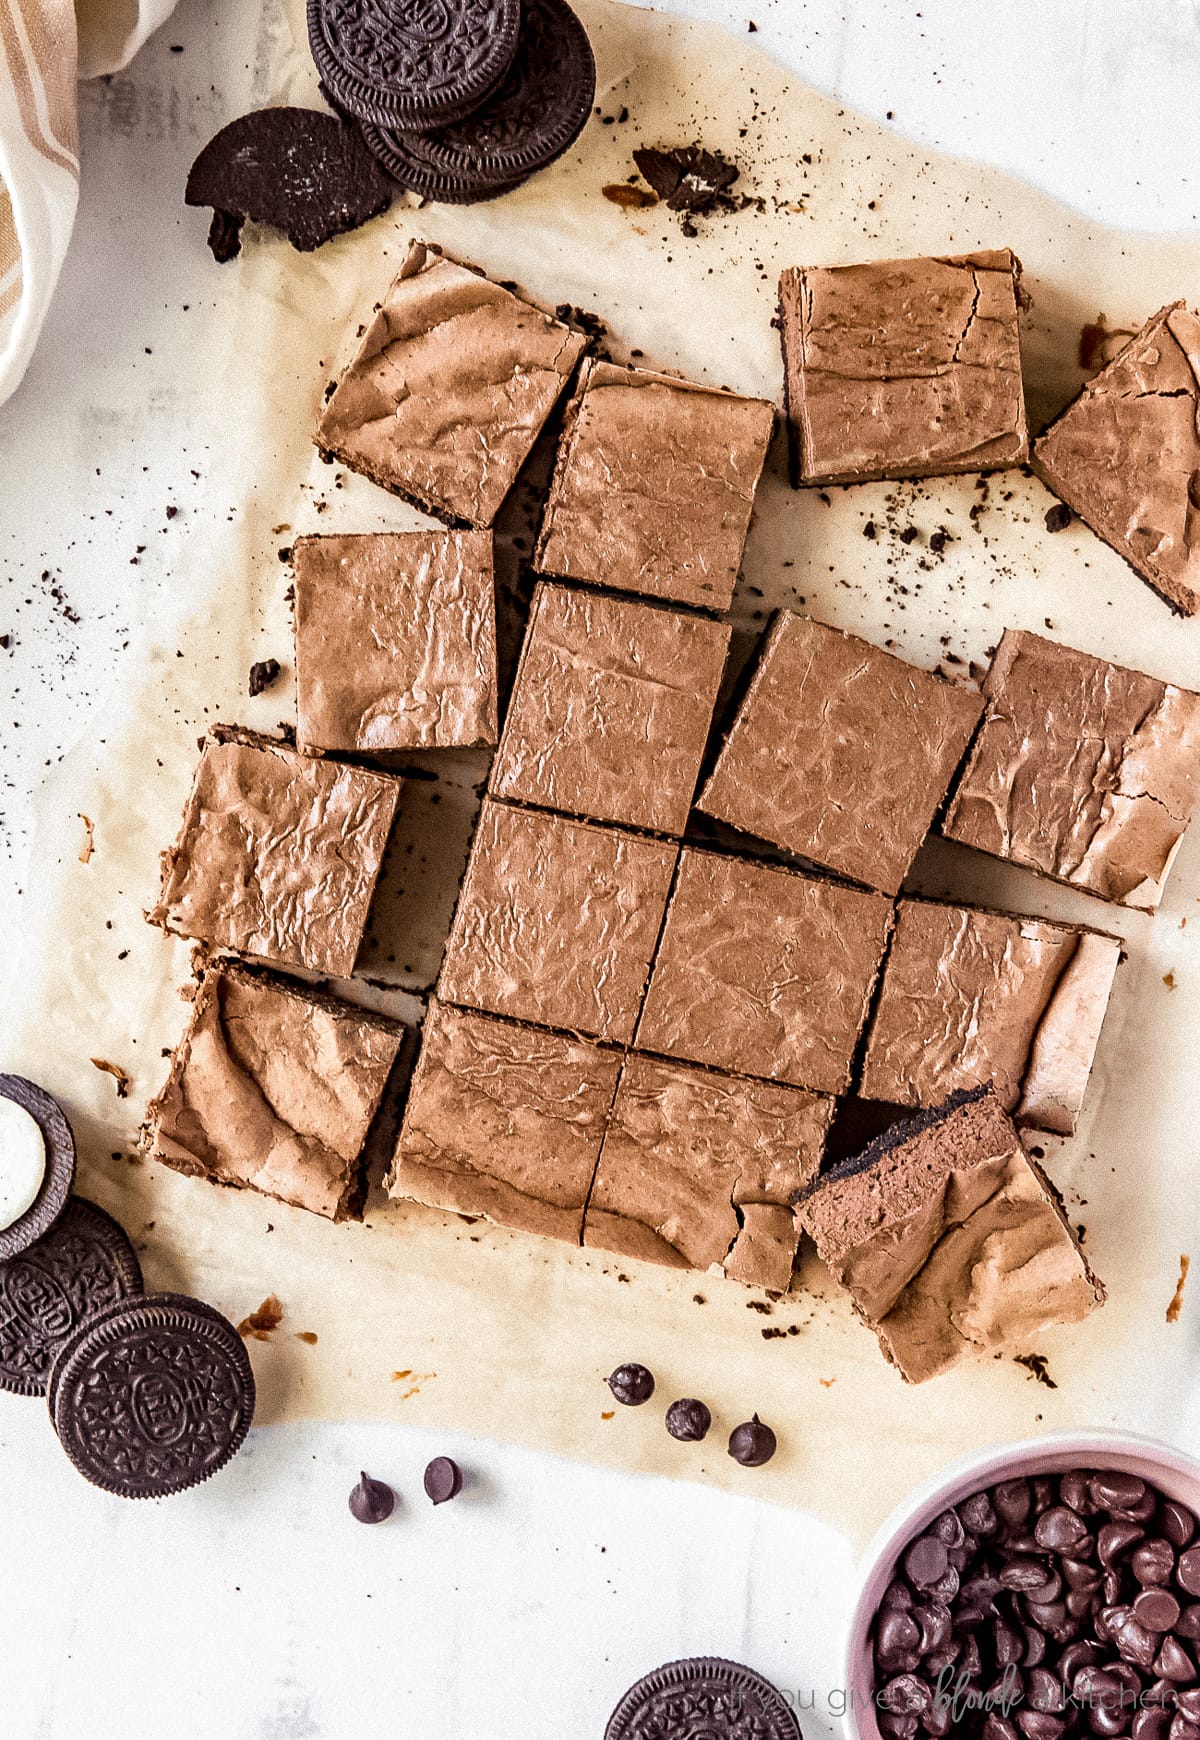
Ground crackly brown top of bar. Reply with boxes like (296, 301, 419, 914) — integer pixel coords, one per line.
(294, 530, 498, 752)
(387, 1001, 621, 1244)
(860, 899, 1121, 1136)
(438, 801, 677, 1043)
(584, 1054, 832, 1288)
(636, 848, 893, 1093)
(316, 240, 587, 528)
(144, 960, 405, 1221)
(798, 1087, 1104, 1383)
(147, 726, 400, 977)
(1034, 303, 1200, 616)
(490, 582, 730, 834)
(533, 357, 776, 611)
(943, 627, 1200, 910)
(779, 248, 1028, 486)
(698, 612, 983, 893)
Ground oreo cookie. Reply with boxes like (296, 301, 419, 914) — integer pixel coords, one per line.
(185, 107, 394, 260)
(49, 1292, 255, 1499)
(361, 0, 595, 201)
(604, 1658, 800, 1740)
(0, 1075, 76, 1262)
(308, 0, 520, 131)
(0, 1197, 142, 1396)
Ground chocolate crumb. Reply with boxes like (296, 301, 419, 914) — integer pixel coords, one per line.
(78, 813, 95, 864)
(90, 1057, 130, 1098)
(1044, 502, 1073, 532)
(632, 144, 739, 217)
(248, 658, 282, 697)
(602, 183, 657, 209)
(237, 1293, 283, 1339)
(1013, 1352, 1057, 1389)
(1168, 1254, 1191, 1323)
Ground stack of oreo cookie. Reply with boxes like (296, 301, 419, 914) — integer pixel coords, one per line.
(0, 1074, 255, 1499)
(308, 0, 597, 204)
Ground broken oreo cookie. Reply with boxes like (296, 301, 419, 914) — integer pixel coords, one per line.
(185, 107, 393, 261)
(0, 1197, 142, 1396)
(50, 1292, 255, 1498)
(308, 0, 520, 131)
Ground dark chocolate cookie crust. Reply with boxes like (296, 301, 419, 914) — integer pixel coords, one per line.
(605, 1657, 801, 1740)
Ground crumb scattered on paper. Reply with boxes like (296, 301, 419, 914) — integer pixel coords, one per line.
(295, 1331, 319, 1346)
(248, 657, 282, 697)
(601, 1410, 615, 1420)
(602, 183, 657, 210)
(238, 1294, 284, 1339)
(90, 1056, 129, 1097)
(1014, 1352, 1058, 1389)
(1164, 971, 1177, 989)
(77, 813, 95, 863)
(1168, 1255, 1191, 1323)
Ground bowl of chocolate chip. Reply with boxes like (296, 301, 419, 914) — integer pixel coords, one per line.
(843, 1432, 1200, 1740)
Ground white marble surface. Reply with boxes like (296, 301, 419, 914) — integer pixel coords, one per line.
(3, 3, 1200, 1735)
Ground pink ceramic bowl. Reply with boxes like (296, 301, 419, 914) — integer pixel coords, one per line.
(841, 1430, 1200, 1740)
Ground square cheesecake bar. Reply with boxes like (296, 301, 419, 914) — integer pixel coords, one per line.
(489, 582, 731, 834)
(943, 628, 1200, 909)
(860, 898, 1121, 1136)
(797, 1087, 1105, 1383)
(698, 612, 983, 893)
(778, 248, 1028, 486)
(438, 800, 677, 1043)
(583, 1054, 833, 1290)
(143, 960, 407, 1221)
(534, 358, 776, 611)
(1034, 303, 1200, 615)
(387, 1000, 621, 1243)
(148, 726, 400, 977)
(636, 848, 894, 1093)
(294, 530, 497, 753)
(316, 241, 588, 528)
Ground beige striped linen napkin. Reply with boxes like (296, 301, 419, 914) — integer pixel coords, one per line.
(0, 0, 173, 406)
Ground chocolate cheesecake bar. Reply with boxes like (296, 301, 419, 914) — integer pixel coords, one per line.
(943, 628, 1200, 909)
(387, 1000, 621, 1243)
(294, 530, 498, 752)
(1034, 303, 1200, 615)
(636, 848, 893, 1093)
(583, 1054, 833, 1289)
(490, 582, 731, 834)
(861, 898, 1120, 1135)
(438, 800, 677, 1043)
(778, 248, 1028, 486)
(144, 960, 406, 1221)
(698, 612, 983, 893)
(797, 1087, 1105, 1384)
(148, 726, 400, 977)
(534, 358, 775, 611)
(316, 241, 588, 527)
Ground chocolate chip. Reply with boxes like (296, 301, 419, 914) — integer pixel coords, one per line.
(1178, 1546, 1200, 1597)
(1162, 1502, 1197, 1550)
(878, 1673, 931, 1715)
(1093, 1472, 1148, 1512)
(913, 1602, 952, 1655)
(727, 1414, 776, 1467)
(905, 1535, 950, 1589)
(1133, 1538, 1177, 1586)
(994, 1478, 1033, 1527)
(1001, 1555, 1054, 1592)
(349, 1470, 394, 1524)
(665, 1398, 711, 1442)
(1099, 1520, 1145, 1565)
(1179, 1605, 1200, 1640)
(1017, 1710, 1066, 1738)
(1036, 1506, 1091, 1555)
(1156, 1635, 1198, 1682)
(932, 1509, 966, 1549)
(1137, 1589, 1183, 1633)
(877, 1607, 921, 1665)
(1060, 1470, 1098, 1514)
(423, 1456, 463, 1505)
(960, 1491, 1000, 1535)
(607, 1362, 654, 1405)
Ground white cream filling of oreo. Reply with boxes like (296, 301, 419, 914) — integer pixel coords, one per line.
(0, 1097, 47, 1231)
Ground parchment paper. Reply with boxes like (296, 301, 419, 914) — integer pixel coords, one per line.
(3, 0, 1200, 1545)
